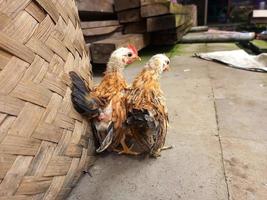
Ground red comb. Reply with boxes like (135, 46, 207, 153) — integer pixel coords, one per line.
(127, 44, 138, 55)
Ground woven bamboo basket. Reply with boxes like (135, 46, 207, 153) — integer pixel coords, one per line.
(0, 0, 95, 199)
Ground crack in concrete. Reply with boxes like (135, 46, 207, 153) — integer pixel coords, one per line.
(210, 84, 231, 200)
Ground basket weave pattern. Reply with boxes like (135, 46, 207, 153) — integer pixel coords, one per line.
(0, 0, 94, 199)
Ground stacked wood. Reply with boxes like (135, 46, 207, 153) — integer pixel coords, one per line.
(147, 14, 189, 32)
(77, 0, 197, 66)
(81, 20, 122, 43)
(140, 0, 195, 45)
(90, 34, 150, 64)
(76, 0, 116, 21)
(251, 10, 267, 24)
(0, 0, 95, 199)
(151, 21, 193, 45)
(124, 21, 147, 34)
(117, 8, 142, 23)
(141, 1, 191, 18)
(114, 0, 146, 34)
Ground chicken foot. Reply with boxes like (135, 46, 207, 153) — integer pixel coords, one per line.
(114, 134, 140, 156)
(161, 145, 174, 151)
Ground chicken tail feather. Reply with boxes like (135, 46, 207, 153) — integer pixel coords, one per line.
(127, 109, 155, 129)
(69, 71, 100, 118)
(96, 122, 114, 153)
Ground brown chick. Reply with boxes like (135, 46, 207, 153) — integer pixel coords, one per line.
(126, 54, 170, 157)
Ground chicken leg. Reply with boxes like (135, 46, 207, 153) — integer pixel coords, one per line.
(114, 134, 140, 156)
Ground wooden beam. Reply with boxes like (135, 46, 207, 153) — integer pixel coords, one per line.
(147, 14, 188, 32)
(90, 34, 150, 64)
(117, 8, 141, 23)
(141, 2, 191, 18)
(81, 20, 119, 29)
(114, 0, 140, 11)
(76, 0, 114, 13)
(140, 0, 170, 6)
(123, 20, 147, 34)
(84, 32, 122, 43)
(151, 21, 192, 45)
(77, 0, 116, 21)
(82, 25, 121, 37)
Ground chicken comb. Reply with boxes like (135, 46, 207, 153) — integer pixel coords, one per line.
(127, 44, 138, 55)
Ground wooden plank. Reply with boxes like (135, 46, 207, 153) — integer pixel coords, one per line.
(81, 20, 119, 29)
(251, 18, 267, 24)
(141, 0, 169, 6)
(76, 0, 114, 13)
(253, 10, 267, 18)
(151, 21, 192, 45)
(141, 2, 190, 18)
(84, 31, 122, 43)
(114, 0, 140, 11)
(82, 25, 121, 37)
(147, 14, 188, 32)
(117, 8, 141, 23)
(76, 0, 116, 21)
(124, 20, 147, 34)
(90, 34, 150, 64)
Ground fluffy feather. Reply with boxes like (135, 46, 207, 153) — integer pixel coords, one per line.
(126, 54, 170, 157)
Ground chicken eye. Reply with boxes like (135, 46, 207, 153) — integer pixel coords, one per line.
(166, 60, 169, 65)
(127, 52, 132, 57)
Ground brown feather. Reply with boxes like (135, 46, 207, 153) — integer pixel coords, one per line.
(126, 68, 168, 156)
(93, 72, 128, 150)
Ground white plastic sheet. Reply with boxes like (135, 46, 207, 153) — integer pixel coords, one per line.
(196, 50, 267, 72)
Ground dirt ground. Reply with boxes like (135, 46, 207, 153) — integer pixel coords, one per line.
(68, 43, 267, 200)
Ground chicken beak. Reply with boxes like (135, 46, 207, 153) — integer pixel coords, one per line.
(136, 56, 141, 61)
(163, 65, 170, 72)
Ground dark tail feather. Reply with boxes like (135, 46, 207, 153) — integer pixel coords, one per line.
(96, 122, 114, 153)
(69, 71, 99, 118)
(127, 109, 155, 129)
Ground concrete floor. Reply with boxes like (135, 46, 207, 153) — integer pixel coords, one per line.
(68, 44, 267, 200)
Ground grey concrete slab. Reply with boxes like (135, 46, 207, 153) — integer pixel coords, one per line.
(215, 98, 267, 142)
(221, 137, 267, 200)
(68, 134, 228, 200)
(208, 64, 267, 101)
